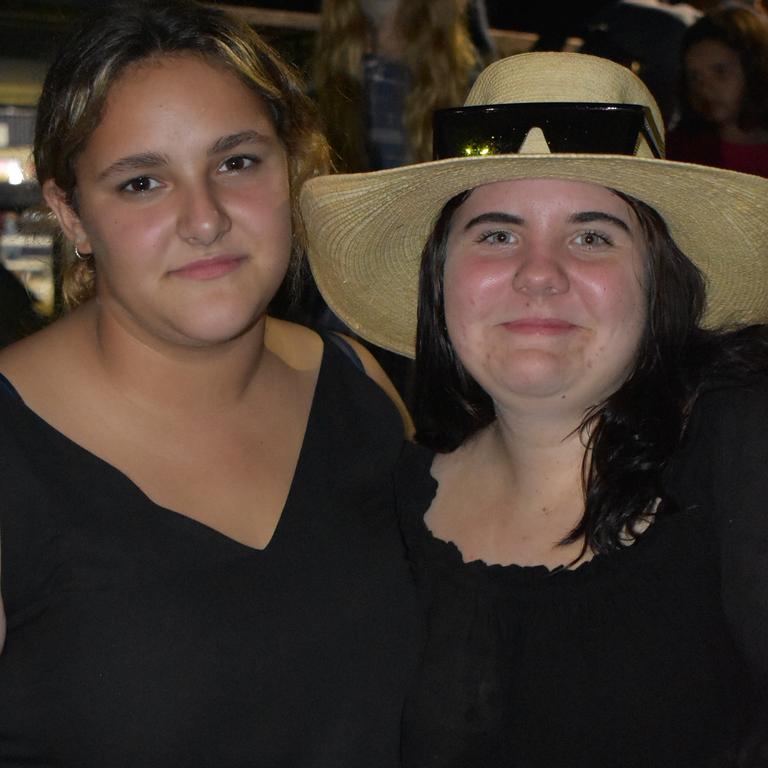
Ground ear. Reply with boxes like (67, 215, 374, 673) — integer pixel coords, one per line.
(42, 179, 93, 254)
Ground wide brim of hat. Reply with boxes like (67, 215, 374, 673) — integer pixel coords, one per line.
(301, 154, 768, 358)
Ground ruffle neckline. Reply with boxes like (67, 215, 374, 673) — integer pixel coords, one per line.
(396, 441, 679, 594)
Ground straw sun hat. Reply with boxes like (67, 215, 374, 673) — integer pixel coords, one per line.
(300, 51, 768, 358)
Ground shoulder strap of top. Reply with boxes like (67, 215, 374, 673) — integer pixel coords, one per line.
(0, 371, 21, 401)
(324, 332, 364, 373)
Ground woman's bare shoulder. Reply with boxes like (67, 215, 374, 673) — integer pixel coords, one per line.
(0, 309, 92, 399)
(264, 316, 324, 372)
(265, 319, 414, 436)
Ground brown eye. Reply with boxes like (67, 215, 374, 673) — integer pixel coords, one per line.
(219, 155, 258, 172)
(120, 176, 160, 194)
(574, 231, 612, 248)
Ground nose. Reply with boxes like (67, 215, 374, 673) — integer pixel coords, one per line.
(686, 68, 713, 100)
(511, 245, 569, 297)
(177, 180, 231, 246)
(688, 74, 707, 98)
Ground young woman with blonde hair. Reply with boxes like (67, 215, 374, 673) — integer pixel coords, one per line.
(0, 0, 419, 763)
(312, 0, 482, 171)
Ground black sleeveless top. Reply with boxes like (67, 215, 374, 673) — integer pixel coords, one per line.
(396, 382, 768, 767)
(0, 337, 421, 767)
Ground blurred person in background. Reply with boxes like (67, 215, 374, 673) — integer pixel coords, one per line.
(667, 3, 768, 175)
(311, 0, 482, 173)
(307, 0, 486, 405)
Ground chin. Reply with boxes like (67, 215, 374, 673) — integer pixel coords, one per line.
(489, 368, 574, 403)
(171, 307, 263, 347)
(503, 380, 572, 402)
(487, 350, 567, 388)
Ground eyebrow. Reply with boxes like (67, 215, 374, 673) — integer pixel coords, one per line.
(209, 130, 272, 156)
(97, 152, 168, 181)
(462, 210, 631, 233)
(97, 130, 272, 181)
(569, 211, 631, 232)
(463, 212, 524, 230)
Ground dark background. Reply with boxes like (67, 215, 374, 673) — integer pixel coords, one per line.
(0, 1, 617, 63)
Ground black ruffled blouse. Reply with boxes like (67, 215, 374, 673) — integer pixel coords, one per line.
(396, 382, 768, 767)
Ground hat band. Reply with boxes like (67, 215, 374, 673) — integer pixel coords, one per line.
(433, 102, 663, 160)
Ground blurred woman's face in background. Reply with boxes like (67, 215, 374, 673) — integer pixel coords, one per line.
(684, 39, 745, 128)
(359, 0, 399, 24)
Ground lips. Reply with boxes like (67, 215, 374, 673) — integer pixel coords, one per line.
(169, 255, 246, 281)
(502, 318, 577, 334)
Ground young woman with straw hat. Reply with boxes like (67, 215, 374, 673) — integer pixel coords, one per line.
(301, 51, 768, 765)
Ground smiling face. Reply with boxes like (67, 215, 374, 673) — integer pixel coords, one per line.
(684, 38, 745, 129)
(45, 52, 292, 348)
(442, 178, 648, 417)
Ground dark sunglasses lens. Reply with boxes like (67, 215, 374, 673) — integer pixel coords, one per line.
(542, 109, 644, 153)
(433, 114, 528, 159)
(433, 104, 657, 159)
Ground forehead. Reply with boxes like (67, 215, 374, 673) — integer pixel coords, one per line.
(685, 38, 740, 67)
(82, 53, 277, 159)
(457, 178, 637, 218)
(113, 52, 272, 121)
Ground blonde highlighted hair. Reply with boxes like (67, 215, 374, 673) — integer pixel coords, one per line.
(312, 0, 480, 171)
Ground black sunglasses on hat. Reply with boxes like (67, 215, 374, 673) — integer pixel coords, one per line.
(433, 102, 663, 160)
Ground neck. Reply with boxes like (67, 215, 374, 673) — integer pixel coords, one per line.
(465, 405, 589, 524)
(369, 10, 402, 58)
(87, 301, 270, 417)
(433, 405, 591, 567)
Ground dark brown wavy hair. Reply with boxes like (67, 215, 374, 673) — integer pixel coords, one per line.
(414, 187, 768, 553)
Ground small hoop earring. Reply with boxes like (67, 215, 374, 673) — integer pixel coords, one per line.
(74, 245, 91, 261)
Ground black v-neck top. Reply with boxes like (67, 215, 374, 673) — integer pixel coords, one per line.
(395, 381, 768, 767)
(0, 338, 421, 767)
